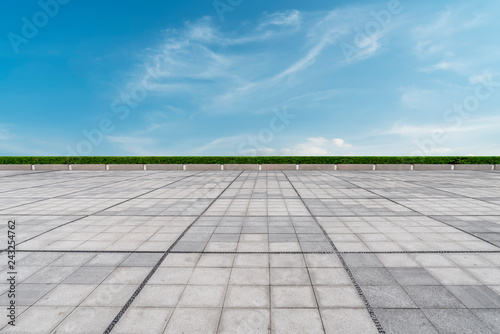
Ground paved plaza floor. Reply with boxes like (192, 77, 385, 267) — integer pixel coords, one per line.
(0, 169, 500, 333)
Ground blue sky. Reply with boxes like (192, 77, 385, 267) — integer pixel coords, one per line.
(1, 0, 499, 156)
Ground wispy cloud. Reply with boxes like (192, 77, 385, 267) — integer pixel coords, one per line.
(259, 10, 301, 29)
(411, 4, 494, 76)
(281, 137, 352, 156)
(124, 6, 390, 121)
(381, 116, 500, 137)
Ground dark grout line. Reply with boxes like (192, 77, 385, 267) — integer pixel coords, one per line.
(282, 171, 386, 334)
(353, 171, 500, 250)
(430, 216, 500, 250)
(102, 170, 244, 334)
(15, 216, 90, 247)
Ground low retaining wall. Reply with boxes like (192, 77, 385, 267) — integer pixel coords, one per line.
(299, 164, 337, 170)
(1, 164, 497, 171)
(375, 164, 412, 171)
(454, 164, 494, 171)
(262, 164, 297, 170)
(337, 164, 374, 170)
(224, 164, 260, 170)
(70, 164, 106, 170)
(33, 164, 69, 170)
(185, 164, 222, 170)
(413, 164, 453, 171)
(0, 164, 32, 170)
(107, 164, 144, 170)
(145, 164, 183, 170)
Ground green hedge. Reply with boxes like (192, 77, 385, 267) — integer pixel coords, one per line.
(0, 156, 499, 164)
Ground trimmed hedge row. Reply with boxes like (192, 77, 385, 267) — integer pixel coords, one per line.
(1, 156, 499, 164)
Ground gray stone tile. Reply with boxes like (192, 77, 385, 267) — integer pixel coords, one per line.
(102, 267, 151, 285)
(51, 253, 96, 266)
(197, 253, 235, 267)
(171, 241, 207, 252)
(233, 254, 269, 268)
(362, 285, 417, 308)
(113, 307, 173, 334)
(308, 268, 351, 285)
(121, 253, 163, 267)
(218, 308, 270, 334)
(134, 285, 184, 307)
(36, 284, 97, 306)
(0, 283, 56, 306)
(403, 285, 465, 308)
(446, 285, 500, 308)
(149, 267, 193, 285)
(225, 285, 270, 307)
(229, 268, 269, 285)
(210, 233, 240, 242)
(86, 253, 129, 266)
(188, 267, 231, 285)
(270, 268, 311, 285)
(300, 241, 334, 252)
(24, 266, 78, 284)
(181, 233, 212, 242)
(177, 285, 226, 307)
(304, 254, 342, 268)
(321, 308, 378, 334)
(164, 308, 220, 334)
(268, 233, 297, 242)
(161, 253, 200, 267)
(423, 309, 495, 334)
(52, 306, 120, 333)
(374, 309, 438, 334)
(63, 266, 115, 284)
(271, 286, 317, 307)
(351, 268, 398, 286)
(471, 310, 500, 333)
(242, 226, 268, 234)
(81, 284, 138, 306)
(1, 306, 72, 333)
(342, 254, 384, 268)
(314, 286, 364, 308)
(270, 254, 306, 267)
(425, 267, 480, 285)
(388, 267, 440, 285)
(271, 309, 324, 334)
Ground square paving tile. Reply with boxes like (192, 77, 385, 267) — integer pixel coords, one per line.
(2, 170, 500, 333)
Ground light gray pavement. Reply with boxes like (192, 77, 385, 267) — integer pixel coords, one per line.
(0, 170, 499, 333)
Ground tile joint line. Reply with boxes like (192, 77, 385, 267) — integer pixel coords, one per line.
(281, 170, 386, 334)
(102, 170, 244, 334)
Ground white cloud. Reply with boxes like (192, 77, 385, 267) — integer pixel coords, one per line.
(260, 10, 301, 28)
(191, 135, 248, 155)
(399, 86, 445, 110)
(121, 6, 394, 120)
(419, 60, 468, 73)
(384, 119, 500, 137)
(411, 5, 493, 76)
(469, 70, 495, 85)
(281, 137, 352, 155)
